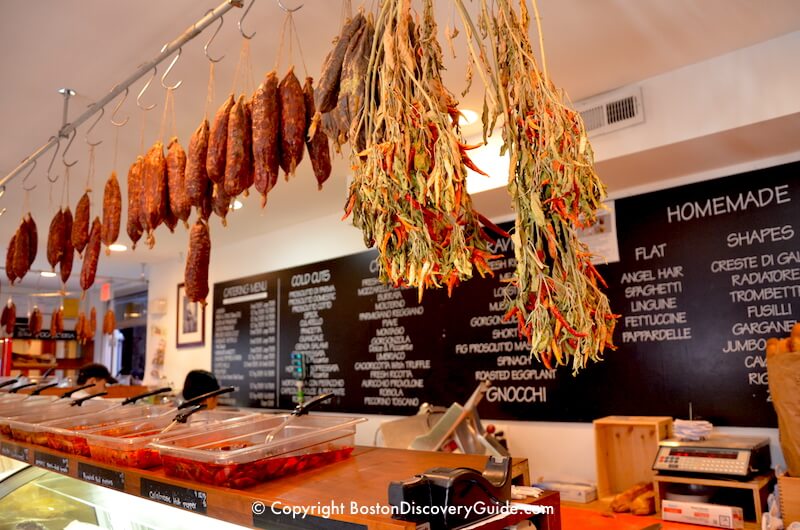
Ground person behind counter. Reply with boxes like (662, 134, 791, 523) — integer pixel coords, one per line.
(181, 369, 221, 409)
(72, 363, 118, 399)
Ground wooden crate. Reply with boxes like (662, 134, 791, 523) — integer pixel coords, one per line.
(779, 473, 800, 525)
(594, 415, 672, 497)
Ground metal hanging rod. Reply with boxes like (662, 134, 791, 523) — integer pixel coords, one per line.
(0, 0, 244, 190)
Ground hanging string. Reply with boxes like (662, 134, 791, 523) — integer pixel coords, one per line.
(274, 14, 292, 73)
(23, 188, 30, 219)
(243, 37, 255, 95)
(85, 144, 96, 192)
(138, 111, 148, 155)
(289, 14, 309, 79)
(340, 0, 353, 25)
(287, 14, 294, 70)
(113, 125, 120, 171)
(60, 165, 71, 208)
(169, 88, 178, 140)
(204, 61, 216, 119)
(231, 38, 250, 95)
(158, 88, 174, 143)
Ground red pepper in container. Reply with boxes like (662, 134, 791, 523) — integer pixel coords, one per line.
(152, 413, 363, 489)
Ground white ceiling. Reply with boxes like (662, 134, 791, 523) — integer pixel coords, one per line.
(2, 0, 800, 296)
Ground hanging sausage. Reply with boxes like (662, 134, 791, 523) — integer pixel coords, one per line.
(101, 171, 122, 254)
(252, 71, 280, 207)
(126, 157, 144, 249)
(47, 209, 65, 270)
(278, 67, 306, 178)
(185, 219, 211, 306)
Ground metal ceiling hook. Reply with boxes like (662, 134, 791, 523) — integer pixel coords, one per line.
(277, 0, 303, 13)
(136, 67, 158, 110)
(85, 105, 105, 147)
(239, 0, 256, 39)
(110, 87, 130, 127)
(160, 46, 183, 90)
(22, 159, 37, 191)
(62, 129, 79, 167)
(204, 11, 225, 63)
(46, 136, 61, 183)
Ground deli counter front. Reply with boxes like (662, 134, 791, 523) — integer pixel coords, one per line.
(0, 455, 247, 530)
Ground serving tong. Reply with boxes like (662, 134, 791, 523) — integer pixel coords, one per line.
(155, 386, 235, 437)
(264, 392, 333, 443)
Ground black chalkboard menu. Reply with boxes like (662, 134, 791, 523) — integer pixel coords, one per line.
(212, 161, 800, 427)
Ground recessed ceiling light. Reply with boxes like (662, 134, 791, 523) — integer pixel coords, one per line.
(40, 271, 57, 278)
(459, 109, 480, 126)
(464, 135, 509, 194)
(109, 243, 128, 252)
(232, 199, 243, 210)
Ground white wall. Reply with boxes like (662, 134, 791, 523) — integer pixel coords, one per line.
(144, 33, 796, 484)
(590, 31, 800, 162)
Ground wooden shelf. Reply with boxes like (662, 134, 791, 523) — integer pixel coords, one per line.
(653, 472, 775, 528)
(9, 338, 92, 375)
(0, 438, 560, 530)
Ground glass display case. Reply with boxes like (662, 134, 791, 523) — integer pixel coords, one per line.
(0, 455, 248, 530)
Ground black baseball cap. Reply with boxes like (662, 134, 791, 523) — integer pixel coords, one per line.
(77, 363, 118, 385)
(182, 370, 220, 401)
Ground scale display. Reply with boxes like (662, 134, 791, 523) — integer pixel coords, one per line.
(653, 436, 770, 478)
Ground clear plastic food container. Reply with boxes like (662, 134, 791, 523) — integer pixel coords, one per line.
(83, 409, 260, 469)
(35, 404, 174, 456)
(5, 399, 117, 445)
(152, 415, 365, 489)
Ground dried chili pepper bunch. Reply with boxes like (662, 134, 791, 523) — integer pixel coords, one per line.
(457, 0, 617, 371)
(343, 0, 495, 300)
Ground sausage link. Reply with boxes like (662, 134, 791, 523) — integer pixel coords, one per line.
(47, 209, 64, 270)
(1, 303, 9, 330)
(13, 221, 30, 281)
(103, 308, 116, 335)
(143, 142, 167, 246)
(242, 97, 254, 196)
(101, 171, 122, 254)
(212, 184, 231, 227)
(316, 14, 365, 114)
(60, 207, 75, 286)
(279, 67, 306, 178)
(4, 302, 15, 334)
(127, 157, 144, 249)
(252, 71, 281, 207)
(72, 193, 91, 256)
(29, 307, 42, 336)
(50, 307, 64, 336)
(186, 119, 210, 210)
(223, 95, 249, 197)
(207, 95, 235, 185)
(80, 217, 102, 293)
(88, 307, 97, 342)
(6, 234, 17, 285)
(303, 77, 333, 190)
(185, 219, 211, 306)
(200, 178, 213, 221)
(25, 214, 37, 269)
(76, 311, 86, 344)
(167, 137, 191, 227)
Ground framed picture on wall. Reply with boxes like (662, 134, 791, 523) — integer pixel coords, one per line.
(176, 283, 205, 348)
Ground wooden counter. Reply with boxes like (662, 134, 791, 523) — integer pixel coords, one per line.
(1, 438, 559, 529)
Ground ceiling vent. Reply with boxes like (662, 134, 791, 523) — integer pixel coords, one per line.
(574, 86, 644, 136)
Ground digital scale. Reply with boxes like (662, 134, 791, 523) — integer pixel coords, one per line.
(653, 435, 771, 479)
